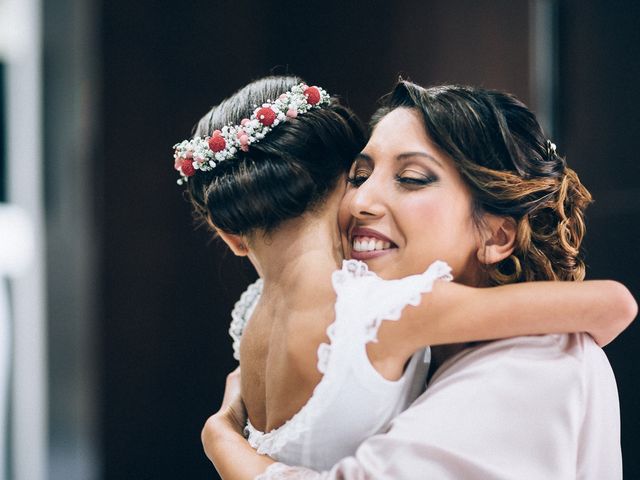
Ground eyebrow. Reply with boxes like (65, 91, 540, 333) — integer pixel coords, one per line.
(356, 151, 443, 168)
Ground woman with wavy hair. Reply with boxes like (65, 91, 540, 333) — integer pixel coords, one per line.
(200, 80, 634, 479)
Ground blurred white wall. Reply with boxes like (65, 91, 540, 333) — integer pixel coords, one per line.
(42, 0, 101, 477)
(0, 0, 47, 479)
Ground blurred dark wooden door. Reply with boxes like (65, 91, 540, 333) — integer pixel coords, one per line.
(97, 1, 638, 478)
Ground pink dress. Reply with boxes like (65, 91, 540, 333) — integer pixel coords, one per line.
(257, 333, 622, 479)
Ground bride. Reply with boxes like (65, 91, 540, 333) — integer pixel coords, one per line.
(174, 76, 636, 478)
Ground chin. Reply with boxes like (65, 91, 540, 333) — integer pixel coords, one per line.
(362, 257, 399, 279)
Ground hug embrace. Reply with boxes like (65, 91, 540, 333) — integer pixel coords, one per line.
(173, 76, 637, 479)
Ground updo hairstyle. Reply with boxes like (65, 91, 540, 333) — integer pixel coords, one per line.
(372, 81, 592, 284)
(186, 76, 366, 236)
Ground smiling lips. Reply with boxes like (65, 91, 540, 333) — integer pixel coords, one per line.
(349, 228, 396, 259)
(352, 237, 391, 252)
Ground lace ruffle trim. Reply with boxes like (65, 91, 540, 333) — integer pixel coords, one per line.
(317, 259, 453, 372)
(255, 462, 321, 480)
(229, 278, 263, 361)
(363, 260, 452, 344)
(245, 357, 338, 457)
(245, 260, 452, 457)
(244, 267, 353, 455)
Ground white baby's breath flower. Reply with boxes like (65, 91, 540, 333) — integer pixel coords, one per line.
(172, 83, 331, 184)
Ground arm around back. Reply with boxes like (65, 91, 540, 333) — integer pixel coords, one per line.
(373, 277, 637, 366)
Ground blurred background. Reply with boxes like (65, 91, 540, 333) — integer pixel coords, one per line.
(0, 0, 638, 478)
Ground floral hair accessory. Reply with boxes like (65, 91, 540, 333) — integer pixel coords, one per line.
(546, 140, 557, 156)
(173, 83, 330, 184)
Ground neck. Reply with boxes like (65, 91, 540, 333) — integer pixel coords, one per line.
(248, 186, 345, 293)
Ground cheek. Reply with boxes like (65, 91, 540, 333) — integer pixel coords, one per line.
(401, 194, 452, 234)
(403, 193, 477, 261)
(338, 190, 355, 234)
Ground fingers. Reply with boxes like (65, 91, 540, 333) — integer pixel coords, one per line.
(221, 367, 242, 411)
(226, 366, 241, 387)
(227, 396, 247, 430)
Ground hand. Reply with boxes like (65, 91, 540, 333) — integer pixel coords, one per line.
(201, 368, 279, 476)
(220, 367, 242, 413)
(202, 368, 247, 464)
(218, 367, 246, 433)
(210, 367, 246, 430)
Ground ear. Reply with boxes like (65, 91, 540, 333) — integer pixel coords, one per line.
(216, 229, 249, 257)
(476, 215, 517, 265)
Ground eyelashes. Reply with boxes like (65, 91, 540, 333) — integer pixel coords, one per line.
(396, 175, 438, 186)
(346, 173, 438, 188)
(346, 175, 368, 187)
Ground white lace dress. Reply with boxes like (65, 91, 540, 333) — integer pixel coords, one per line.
(229, 259, 452, 471)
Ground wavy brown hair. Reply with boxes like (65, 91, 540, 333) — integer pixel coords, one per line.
(372, 81, 592, 284)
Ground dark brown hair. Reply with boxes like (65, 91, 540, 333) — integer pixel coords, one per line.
(372, 81, 592, 284)
(186, 76, 366, 235)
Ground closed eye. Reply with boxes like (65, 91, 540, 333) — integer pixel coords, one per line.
(396, 174, 438, 187)
(346, 164, 371, 187)
(346, 175, 369, 187)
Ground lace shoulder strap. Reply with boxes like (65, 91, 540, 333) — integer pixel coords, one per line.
(229, 278, 263, 360)
(331, 259, 453, 343)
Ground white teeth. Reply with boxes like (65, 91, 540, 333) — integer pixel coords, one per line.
(352, 236, 393, 252)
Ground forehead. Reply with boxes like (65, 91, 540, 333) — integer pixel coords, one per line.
(361, 107, 457, 176)
(365, 108, 429, 153)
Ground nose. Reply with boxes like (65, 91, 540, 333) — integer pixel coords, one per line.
(349, 175, 386, 220)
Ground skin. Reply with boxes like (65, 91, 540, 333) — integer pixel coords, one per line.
(203, 107, 638, 479)
(339, 108, 488, 286)
(218, 185, 345, 432)
(338, 107, 514, 371)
